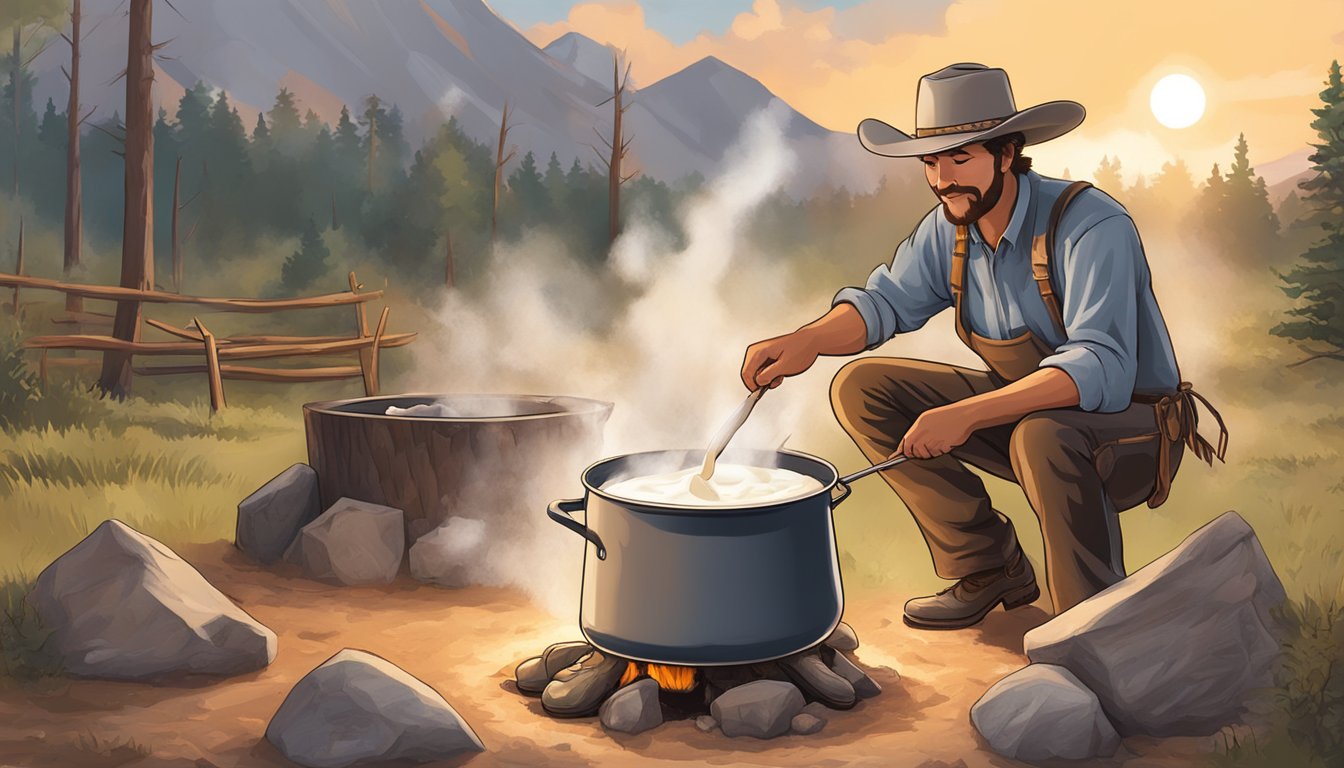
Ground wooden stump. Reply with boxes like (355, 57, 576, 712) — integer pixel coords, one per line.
(303, 394, 613, 539)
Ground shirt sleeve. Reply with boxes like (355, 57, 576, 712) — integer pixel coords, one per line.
(1037, 215, 1143, 413)
(831, 213, 952, 349)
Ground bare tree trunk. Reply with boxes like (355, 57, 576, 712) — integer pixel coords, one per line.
(171, 155, 181, 292)
(330, 190, 338, 230)
(10, 218, 22, 316)
(11, 26, 19, 197)
(366, 110, 377, 193)
(97, 0, 154, 399)
(593, 52, 636, 250)
(63, 0, 83, 313)
(491, 101, 514, 246)
(444, 229, 454, 289)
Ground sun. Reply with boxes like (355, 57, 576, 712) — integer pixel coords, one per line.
(1150, 74, 1206, 129)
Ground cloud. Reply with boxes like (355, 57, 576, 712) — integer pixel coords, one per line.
(525, 0, 1342, 176)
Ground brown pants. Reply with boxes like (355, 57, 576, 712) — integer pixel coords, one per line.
(830, 357, 1182, 613)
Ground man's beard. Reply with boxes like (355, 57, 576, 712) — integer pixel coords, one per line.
(938, 164, 1007, 226)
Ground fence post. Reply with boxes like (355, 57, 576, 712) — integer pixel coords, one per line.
(368, 306, 389, 396)
(193, 316, 226, 412)
(349, 271, 375, 396)
(38, 348, 48, 388)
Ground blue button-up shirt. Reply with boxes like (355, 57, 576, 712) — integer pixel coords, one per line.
(833, 170, 1180, 413)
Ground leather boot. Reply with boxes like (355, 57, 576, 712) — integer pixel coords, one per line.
(903, 548, 1038, 630)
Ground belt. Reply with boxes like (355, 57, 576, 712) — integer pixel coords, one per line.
(1136, 382, 1228, 508)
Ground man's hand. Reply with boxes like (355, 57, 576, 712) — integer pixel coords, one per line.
(896, 404, 978, 459)
(740, 332, 819, 391)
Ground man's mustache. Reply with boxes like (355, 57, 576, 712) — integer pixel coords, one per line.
(937, 184, 981, 198)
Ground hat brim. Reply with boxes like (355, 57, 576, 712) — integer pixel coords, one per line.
(857, 100, 1085, 158)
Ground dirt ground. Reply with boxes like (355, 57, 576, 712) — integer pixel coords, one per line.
(0, 541, 1222, 768)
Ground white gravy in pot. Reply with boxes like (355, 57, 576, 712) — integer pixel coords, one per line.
(602, 464, 823, 507)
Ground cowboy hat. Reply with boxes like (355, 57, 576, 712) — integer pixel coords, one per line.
(858, 62, 1085, 158)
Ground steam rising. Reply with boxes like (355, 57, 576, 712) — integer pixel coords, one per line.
(406, 104, 829, 616)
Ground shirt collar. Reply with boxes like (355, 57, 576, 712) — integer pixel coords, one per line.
(968, 171, 1032, 250)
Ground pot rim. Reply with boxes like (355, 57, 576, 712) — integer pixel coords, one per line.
(581, 447, 841, 514)
(302, 392, 614, 423)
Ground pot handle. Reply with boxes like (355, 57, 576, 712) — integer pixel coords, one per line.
(833, 454, 911, 508)
(547, 497, 608, 560)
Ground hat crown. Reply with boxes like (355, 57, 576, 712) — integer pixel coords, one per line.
(916, 63, 1017, 132)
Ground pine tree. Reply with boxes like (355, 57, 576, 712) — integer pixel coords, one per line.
(1093, 156, 1124, 194)
(1223, 132, 1280, 259)
(281, 218, 330, 292)
(544, 151, 565, 209)
(1273, 60, 1344, 365)
(507, 150, 547, 228)
(37, 96, 61, 148)
(252, 112, 269, 144)
(268, 87, 303, 148)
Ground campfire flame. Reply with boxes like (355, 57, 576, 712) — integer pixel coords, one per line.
(619, 662, 698, 692)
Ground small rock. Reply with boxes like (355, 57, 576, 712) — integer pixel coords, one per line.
(790, 713, 825, 735)
(285, 497, 405, 585)
(971, 664, 1120, 761)
(829, 651, 881, 698)
(600, 679, 663, 734)
(1024, 511, 1287, 736)
(695, 715, 718, 733)
(800, 701, 833, 721)
(266, 649, 484, 767)
(409, 517, 487, 587)
(29, 520, 275, 680)
(711, 680, 805, 739)
(235, 464, 321, 564)
(824, 621, 859, 652)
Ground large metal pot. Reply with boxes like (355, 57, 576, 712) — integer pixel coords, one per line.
(546, 448, 858, 666)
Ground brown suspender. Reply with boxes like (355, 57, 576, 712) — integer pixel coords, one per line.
(950, 180, 1093, 342)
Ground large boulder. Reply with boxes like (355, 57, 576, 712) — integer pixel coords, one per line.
(286, 498, 405, 585)
(408, 516, 487, 587)
(29, 520, 276, 680)
(710, 680, 805, 739)
(1025, 511, 1286, 736)
(599, 678, 663, 734)
(236, 463, 321, 564)
(970, 664, 1120, 761)
(266, 649, 485, 767)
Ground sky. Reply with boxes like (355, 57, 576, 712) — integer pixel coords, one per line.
(490, 0, 1343, 185)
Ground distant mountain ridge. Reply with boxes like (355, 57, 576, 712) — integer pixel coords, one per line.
(28, 0, 888, 195)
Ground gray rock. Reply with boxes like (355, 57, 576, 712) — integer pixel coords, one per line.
(235, 463, 321, 564)
(829, 651, 881, 698)
(695, 715, 718, 733)
(824, 621, 859, 652)
(800, 701, 834, 721)
(29, 520, 275, 680)
(971, 664, 1120, 761)
(1024, 512, 1287, 736)
(599, 679, 662, 735)
(790, 712, 825, 735)
(286, 498, 405, 585)
(710, 680, 805, 739)
(409, 517, 487, 587)
(266, 649, 484, 767)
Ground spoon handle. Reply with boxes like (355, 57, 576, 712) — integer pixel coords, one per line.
(837, 454, 910, 485)
(699, 387, 767, 479)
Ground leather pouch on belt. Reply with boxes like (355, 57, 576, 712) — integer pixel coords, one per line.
(1146, 382, 1229, 508)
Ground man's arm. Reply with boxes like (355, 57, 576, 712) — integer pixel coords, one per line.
(898, 368, 1080, 458)
(741, 304, 867, 390)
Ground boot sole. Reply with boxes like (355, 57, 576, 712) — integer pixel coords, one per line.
(902, 582, 1041, 631)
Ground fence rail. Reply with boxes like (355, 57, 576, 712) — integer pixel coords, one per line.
(2, 269, 414, 410)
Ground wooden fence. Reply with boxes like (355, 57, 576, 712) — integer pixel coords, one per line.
(0, 270, 415, 411)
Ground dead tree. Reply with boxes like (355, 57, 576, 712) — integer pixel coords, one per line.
(96, 0, 154, 399)
(170, 155, 200, 293)
(491, 101, 515, 245)
(592, 51, 637, 247)
(7, 4, 58, 197)
(366, 101, 378, 193)
(444, 228, 455, 289)
(62, 0, 88, 313)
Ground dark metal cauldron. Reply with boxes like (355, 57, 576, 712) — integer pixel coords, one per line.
(547, 448, 857, 666)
